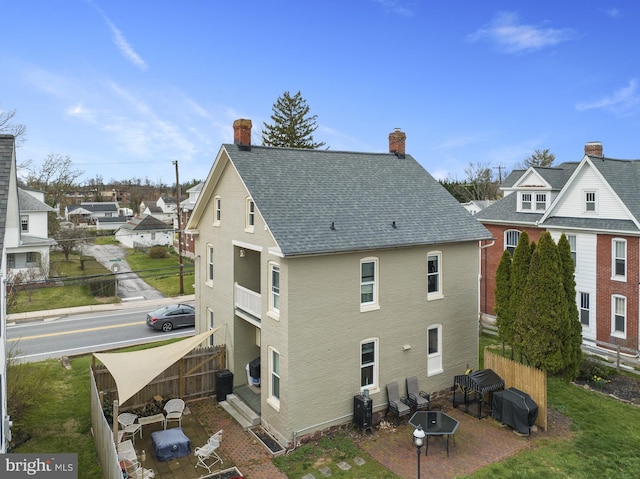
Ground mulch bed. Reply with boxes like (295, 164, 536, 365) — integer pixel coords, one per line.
(574, 373, 640, 406)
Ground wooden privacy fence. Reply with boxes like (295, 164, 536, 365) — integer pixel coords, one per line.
(93, 344, 226, 409)
(484, 347, 548, 431)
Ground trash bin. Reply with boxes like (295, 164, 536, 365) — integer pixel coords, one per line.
(249, 357, 261, 386)
(215, 369, 233, 402)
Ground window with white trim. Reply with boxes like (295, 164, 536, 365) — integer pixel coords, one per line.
(585, 191, 597, 212)
(269, 263, 280, 315)
(360, 339, 378, 391)
(427, 251, 442, 299)
(245, 198, 255, 232)
(612, 239, 626, 280)
(208, 308, 215, 346)
(20, 215, 29, 232)
(612, 295, 626, 338)
(427, 324, 443, 376)
(535, 193, 547, 211)
(214, 196, 221, 225)
(206, 244, 214, 284)
(505, 230, 521, 255)
(567, 234, 577, 266)
(580, 292, 590, 326)
(360, 258, 378, 310)
(521, 193, 532, 211)
(269, 347, 281, 409)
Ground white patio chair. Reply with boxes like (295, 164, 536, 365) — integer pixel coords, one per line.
(194, 429, 223, 474)
(121, 458, 155, 479)
(118, 412, 142, 444)
(163, 398, 186, 429)
(117, 439, 137, 463)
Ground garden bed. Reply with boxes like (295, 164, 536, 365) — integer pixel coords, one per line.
(248, 425, 285, 456)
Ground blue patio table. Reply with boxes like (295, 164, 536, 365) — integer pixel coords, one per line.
(409, 410, 459, 456)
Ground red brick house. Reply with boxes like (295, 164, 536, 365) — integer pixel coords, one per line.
(477, 142, 640, 355)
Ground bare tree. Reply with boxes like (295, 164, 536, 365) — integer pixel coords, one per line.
(451, 162, 500, 201)
(55, 224, 87, 261)
(0, 103, 27, 146)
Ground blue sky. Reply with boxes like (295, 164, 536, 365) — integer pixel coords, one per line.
(2, 1, 640, 186)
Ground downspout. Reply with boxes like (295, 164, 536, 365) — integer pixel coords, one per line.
(478, 239, 496, 335)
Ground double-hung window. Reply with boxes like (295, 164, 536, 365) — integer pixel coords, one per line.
(245, 198, 255, 232)
(20, 215, 29, 232)
(579, 292, 590, 326)
(268, 347, 281, 410)
(505, 230, 520, 255)
(535, 193, 547, 211)
(612, 239, 626, 280)
(206, 245, 214, 284)
(521, 193, 532, 211)
(360, 258, 378, 311)
(427, 252, 442, 299)
(270, 263, 280, 315)
(360, 339, 378, 392)
(567, 234, 577, 267)
(612, 295, 626, 338)
(585, 191, 597, 212)
(214, 196, 221, 225)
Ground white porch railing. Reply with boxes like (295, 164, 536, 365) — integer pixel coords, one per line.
(235, 283, 262, 319)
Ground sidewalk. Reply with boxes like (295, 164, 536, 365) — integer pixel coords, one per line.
(7, 294, 196, 323)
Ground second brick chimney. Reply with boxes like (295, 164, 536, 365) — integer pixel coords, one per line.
(233, 119, 252, 150)
(389, 128, 406, 158)
(584, 141, 603, 158)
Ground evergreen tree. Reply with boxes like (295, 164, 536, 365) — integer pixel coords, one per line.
(517, 232, 569, 374)
(557, 233, 583, 381)
(494, 249, 513, 347)
(509, 231, 531, 354)
(261, 91, 326, 149)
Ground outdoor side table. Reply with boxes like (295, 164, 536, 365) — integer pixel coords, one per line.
(409, 410, 459, 456)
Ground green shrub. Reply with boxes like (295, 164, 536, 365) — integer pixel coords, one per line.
(577, 355, 615, 381)
(149, 246, 168, 259)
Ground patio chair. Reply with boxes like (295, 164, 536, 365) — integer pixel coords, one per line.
(406, 376, 430, 413)
(195, 429, 223, 474)
(385, 382, 410, 426)
(118, 413, 142, 444)
(163, 398, 186, 429)
(117, 439, 137, 463)
(121, 458, 155, 479)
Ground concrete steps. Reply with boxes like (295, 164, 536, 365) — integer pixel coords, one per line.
(219, 394, 260, 430)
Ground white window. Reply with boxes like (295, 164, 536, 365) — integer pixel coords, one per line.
(360, 258, 379, 311)
(580, 292, 590, 326)
(567, 234, 577, 266)
(535, 193, 547, 211)
(612, 295, 626, 338)
(269, 263, 280, 315)
(521, 193, 532, 211)
(268, 347, 281, 409)
(214, 196, 221, 225)
(26, 252, 38, 264)
(427, 324, 443, 376)
(20, 215, 29, 232)
(427, 251, 442, 299)
(208, 308, 215, 346)
(505, 230, 521, 255)
(360, 339, 378, 392)
(612, 239, 626, 280)
(245, 198, 255, 232)
(206, 245, 214, 284)
(585, 191, 597, 213)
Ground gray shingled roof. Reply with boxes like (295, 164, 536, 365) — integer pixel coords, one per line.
(589, 156, 640, 223)
(224, 144, 492, 256)
(119, 215, 170, 231)
(67, 202, 118, 213)
(475, 192, 542, 225)
(0, 135, 14, 260)
(18, 188, 55, 212)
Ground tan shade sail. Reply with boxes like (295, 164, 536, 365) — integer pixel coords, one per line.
(94, 328, 219, 405)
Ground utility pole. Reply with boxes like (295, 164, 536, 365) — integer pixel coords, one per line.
(173, 160, 184, 295)
(493, 165, 505, 185)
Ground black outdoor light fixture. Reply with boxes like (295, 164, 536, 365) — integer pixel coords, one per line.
(413, 424, 425, 478)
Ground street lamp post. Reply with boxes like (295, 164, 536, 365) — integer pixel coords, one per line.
(413, 424, 425, 479)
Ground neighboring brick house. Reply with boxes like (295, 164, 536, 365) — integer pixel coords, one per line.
(477, 142, 640, 354)
(186, 120, 491, 446)
(175, 182, 202, 259)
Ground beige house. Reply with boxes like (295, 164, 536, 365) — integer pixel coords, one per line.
(186, 120, 492, 446)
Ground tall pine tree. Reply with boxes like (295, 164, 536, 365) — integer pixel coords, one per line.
(557, 233, 583, 381)
(494, 249, 513, 349)
(261, 91, 326, 149)
(509, 231, 531, 355)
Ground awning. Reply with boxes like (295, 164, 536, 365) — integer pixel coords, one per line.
(93, 328, 219, 405)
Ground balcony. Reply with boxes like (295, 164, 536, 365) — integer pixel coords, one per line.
(235, 283, 261, 320)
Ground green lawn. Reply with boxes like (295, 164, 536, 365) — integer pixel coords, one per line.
(125, 249, 195, 296)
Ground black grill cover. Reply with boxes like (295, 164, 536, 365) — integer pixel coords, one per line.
(454, 369, 505, 393)
(492, 387, 538, 434)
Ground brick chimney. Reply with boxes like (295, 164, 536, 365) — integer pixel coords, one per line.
(389, 128, 406, 158)
(233, 119, 252, 150)
(585, 141, 603, 158)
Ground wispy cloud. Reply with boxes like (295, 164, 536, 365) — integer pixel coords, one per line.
(605, 8, 621, 18)
(371, 0, 414, 17)
(90, 2, 148, 70)
(576, 79, 640, 116)
(431, 133, 485, 151)
(468, 11, 575, 53)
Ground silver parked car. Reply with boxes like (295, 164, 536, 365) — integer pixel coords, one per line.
(146, 304, 195, 332)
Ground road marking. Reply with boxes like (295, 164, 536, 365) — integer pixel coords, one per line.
(7, 321, 147, 342)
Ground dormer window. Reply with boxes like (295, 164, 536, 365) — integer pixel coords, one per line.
(520, 192, 546, 212)
(535, 193, 547, 211)
(521, 193, 532, 210)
